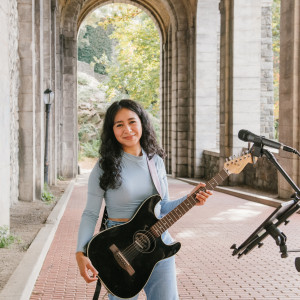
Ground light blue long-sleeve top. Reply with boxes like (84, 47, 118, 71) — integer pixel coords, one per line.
(76, 150, 187, 253)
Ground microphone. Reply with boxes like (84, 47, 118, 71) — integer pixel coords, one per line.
(238, 129, 298, 154)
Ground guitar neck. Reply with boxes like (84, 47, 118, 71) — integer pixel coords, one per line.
(150, 168, 229, 237)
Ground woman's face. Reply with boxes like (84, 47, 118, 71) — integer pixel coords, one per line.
(113, 108, 143, 153)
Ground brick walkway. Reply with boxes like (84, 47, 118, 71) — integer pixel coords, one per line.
(30, 173, 300, 300)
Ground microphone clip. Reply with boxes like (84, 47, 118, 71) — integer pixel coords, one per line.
(250, 142, 265, 158)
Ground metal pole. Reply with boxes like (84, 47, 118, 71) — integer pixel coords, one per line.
(44, 103, 51, 184)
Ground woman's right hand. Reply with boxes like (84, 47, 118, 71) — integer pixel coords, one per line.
(76, 251, 98, 283)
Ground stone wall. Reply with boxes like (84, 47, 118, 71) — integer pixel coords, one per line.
(0, 0, 19, 228)
(9, 0, 20, 206)
(261, 0, 274, 139)
(201, 150, 220, 180)
(0, 0, 11, 227)
(243, 154, 278, 193)
(201, 150, 278, 193)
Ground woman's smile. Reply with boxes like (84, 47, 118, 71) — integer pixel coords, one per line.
(113, 108, 143, 155)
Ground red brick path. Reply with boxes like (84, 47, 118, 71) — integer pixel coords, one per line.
(30, 174, 300, 299)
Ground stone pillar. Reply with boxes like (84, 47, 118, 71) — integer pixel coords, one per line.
(219, 0, 261, 184)
(35, 0, 43, 200)
(188, 26, 196, 178)
(278, 0, 300, 198)
(9, 0, 20, 207)
(50, 0, 58, 185)
(261, 0, 274, 138)
(171, 29, 189, 177)
(61, 32, 78, 178)
(162, 27, 172, 174)
(18, 0, 37, 201)
(196, 0, 220, 177)
(219, 0, 234, 167)
(0, 0, 11, 226)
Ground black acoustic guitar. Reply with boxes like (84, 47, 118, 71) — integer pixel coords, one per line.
(87, 153, 254, 299)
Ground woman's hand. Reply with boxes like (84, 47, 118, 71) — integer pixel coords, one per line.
(76, 251, 98, 283)
(188, 182, 213, 206)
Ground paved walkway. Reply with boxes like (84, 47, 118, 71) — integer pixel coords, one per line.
(30, 173, 300, 300)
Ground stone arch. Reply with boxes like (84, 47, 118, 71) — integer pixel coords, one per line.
(57, 0, 198, 178)
(77, 1, 167, 42)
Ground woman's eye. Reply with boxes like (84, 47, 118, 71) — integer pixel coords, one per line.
(116, 124, 123, 128)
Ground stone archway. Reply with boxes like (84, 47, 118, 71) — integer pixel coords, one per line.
(57, 0, 198, 178)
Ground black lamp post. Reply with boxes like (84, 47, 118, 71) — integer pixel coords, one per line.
(44, 88, 54, 184)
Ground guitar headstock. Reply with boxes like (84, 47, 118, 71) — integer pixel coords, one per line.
(224, 152, 255, 175)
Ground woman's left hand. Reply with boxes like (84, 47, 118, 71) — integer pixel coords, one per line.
(188, 182, 213, 206)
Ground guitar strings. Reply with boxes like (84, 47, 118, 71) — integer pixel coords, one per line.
(120, 172, 226, 261)
(122, 187, 208, 260)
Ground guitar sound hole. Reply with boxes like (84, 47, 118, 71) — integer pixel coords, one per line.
(133, 231, 155, 253)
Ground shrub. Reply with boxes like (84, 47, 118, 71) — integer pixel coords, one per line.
(0, 226, 19, 248)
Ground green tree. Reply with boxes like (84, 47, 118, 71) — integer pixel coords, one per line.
(99, 5, 160, 116)
(78, 24, 113, 75)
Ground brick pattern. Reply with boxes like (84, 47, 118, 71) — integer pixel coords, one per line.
(30, 175, 300, 299)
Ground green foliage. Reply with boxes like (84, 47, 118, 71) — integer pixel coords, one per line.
(98, 4, 160, 117)
(81, 140, 101, 158)
(78, 24, 113, 75)
(0, 226, 19, 248)
(78, 74, 89, 86)
(42, 184, 55, 204)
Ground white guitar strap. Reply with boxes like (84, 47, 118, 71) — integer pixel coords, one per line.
(146, 156, 162, 197)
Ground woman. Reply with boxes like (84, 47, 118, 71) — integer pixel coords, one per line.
(76, 99, 212, 300)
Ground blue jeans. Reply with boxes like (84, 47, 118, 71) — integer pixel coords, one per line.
(106, 220, 179, 300)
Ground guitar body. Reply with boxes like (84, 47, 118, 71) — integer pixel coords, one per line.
(87, 194, 181, 299)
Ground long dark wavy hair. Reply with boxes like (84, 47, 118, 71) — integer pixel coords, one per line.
(99, 99, 165, 191)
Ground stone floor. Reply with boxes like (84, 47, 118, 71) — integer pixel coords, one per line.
(30, 173, 300, 300)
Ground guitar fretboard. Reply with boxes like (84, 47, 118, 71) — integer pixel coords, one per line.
(150, 168, 229, 237)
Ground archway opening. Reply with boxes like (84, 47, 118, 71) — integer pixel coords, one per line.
(76, 3, 162, 171)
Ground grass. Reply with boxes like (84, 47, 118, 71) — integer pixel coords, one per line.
(0, 225, 20, 248)
(42, 184, 55, 204)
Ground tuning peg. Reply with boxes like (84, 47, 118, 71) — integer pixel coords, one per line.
(230, 244, 237, 250)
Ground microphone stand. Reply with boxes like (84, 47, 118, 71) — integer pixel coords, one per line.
(231, 143, 300, 269)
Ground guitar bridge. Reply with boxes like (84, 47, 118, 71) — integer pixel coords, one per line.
(109, 244, 135, 276)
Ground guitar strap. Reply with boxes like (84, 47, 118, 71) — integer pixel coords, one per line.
(92, 154, 161, 300)
(146, 156, 162, 197)
(93, 206, 108, 300)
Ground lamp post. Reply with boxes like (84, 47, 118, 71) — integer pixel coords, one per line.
(43, 88, 54, 184)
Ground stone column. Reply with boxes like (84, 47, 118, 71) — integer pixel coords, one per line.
(232, 0, 261, 157)
(35, 0, 43, 200)
(261, 0, 274, 138)
(171, 29, 189, 177)
(0, 0, 11, 226)
(9, 0, 20, 207)
(195, 0, 220, 177)
(219, 0, 234, 167)
(219, 0, 261, 184)
(278, 0, 300, 198)
(61, 31, 78, 178)
(18, 0, 37, 201)
(162, 27, 173, 174)
(50, 0, 58, 185)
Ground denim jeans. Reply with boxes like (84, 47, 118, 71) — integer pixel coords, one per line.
(106, 220, 179, 300)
